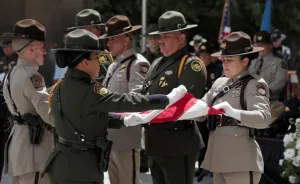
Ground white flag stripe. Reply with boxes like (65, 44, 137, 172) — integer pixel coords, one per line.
(178, 100, 210, 120)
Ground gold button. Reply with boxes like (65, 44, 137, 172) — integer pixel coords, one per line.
(235, 134, 238, 137)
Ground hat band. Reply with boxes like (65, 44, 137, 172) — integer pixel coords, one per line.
(77, 20, 103, 27)
(158, 23, 187, 32)
(222, 46, 253, 55)
(109, 25, 132, 36)
(12, 33, 45, 41)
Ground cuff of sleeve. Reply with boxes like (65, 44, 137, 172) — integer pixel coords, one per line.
(147, 94, 169, 105)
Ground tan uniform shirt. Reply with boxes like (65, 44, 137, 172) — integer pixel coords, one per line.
(200, 71, 271, 173)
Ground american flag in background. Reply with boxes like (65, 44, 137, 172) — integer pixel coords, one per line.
(218, 0, 231, 43)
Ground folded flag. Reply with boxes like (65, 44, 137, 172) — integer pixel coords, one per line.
(114, 92, 224, 124)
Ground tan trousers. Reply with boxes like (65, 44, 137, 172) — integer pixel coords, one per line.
(12, 172, 51, 184)
(108, 149, 141, 184)
(214, 172, 261, 184)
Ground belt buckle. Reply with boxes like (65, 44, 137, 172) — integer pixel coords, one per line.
(218, 114, 223, 127)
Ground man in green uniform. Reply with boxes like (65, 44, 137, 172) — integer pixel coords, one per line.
(141, 11, 207, 184)
(67, 9, 113, 83)
(42, 29, 186, 184)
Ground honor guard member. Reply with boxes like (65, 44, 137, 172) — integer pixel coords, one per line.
(141, 11, 207, 184)
(249, 31, 288, 121)
(67, 9, 113, 83)
(142, 24, 162, 64)
(195, 41, 223, 181)
(199, 42, 223, 93)
(200, 32, 271, 184)
(1, 19, 56, 184)
(271, 29, 291, 65)
(42, 29, 185, 184)
(189, 34, 207, 55)
(99, 15, 150, 184)
(0, 38, 18, 81)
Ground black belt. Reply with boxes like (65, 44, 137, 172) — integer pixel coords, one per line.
(207, 115, 240, 127)
(58, 136, 97, 151)
(145, 120, 194, 131)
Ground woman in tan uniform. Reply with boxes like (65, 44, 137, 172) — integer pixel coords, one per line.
(200, 31, 272, 184)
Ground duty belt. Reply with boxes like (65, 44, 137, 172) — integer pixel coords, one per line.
(11, 115, 53, 131)
(58, 136, 96, 151)
(207, 115, 240, 130)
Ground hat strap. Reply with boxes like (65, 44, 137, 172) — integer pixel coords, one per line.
(222, 46, 253, 55)
(16, 40, 34, 54)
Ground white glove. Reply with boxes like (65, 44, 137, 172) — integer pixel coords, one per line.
(123, 114, 147, 127)
(213, 101, 241, 121)
(166, 85, 187, 106)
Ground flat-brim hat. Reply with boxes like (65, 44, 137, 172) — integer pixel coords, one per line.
(211, 31, 264, 57)
(99, 15, 142, 39)
(67, 9, 105, 30)
(0, 19, 56, 46)
(271, 29, 286, 42)
(148, 11, 197, 36)
(52, 29, 110, 56)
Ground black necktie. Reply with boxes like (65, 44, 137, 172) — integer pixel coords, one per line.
(256, 58, 264, 75)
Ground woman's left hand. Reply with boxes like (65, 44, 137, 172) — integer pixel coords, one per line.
(213, 101, 241, 121)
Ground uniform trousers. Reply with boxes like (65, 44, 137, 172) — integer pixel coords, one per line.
(13, 172, 51, 184)
(149, 153, 198, 184)
(108, 149, 141, 184)
(213, 172, 261, 184)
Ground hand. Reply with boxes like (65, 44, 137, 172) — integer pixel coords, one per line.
(213, 102, 241, 121)
(166, 85, 187, 106)
(124, 114, 147, 127)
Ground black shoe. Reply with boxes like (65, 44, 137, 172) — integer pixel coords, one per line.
(194, 168, 203, 177)
(197, 170, 210, 182)
(140, 167, 149, 173)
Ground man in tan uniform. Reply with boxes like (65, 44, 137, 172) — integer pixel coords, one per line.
(249, 31, 288, 120)
(1, 19, 56, 184)
(100, 15, 150, 184)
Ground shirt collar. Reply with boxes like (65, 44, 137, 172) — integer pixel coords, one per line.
(230, 70, 249, 83)
(65, 69, 91, 83)
(115, 49, 134, 63)
(16, 58, 39, 71)
(165, 47, 188, 61)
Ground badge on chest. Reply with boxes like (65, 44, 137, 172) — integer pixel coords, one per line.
(232, 86, 242, 98)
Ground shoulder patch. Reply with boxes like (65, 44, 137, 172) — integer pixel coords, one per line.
(30, 75, 43, 89)
(140, 63, 149, 74)
(256, 84, 267, 96)
(93, 82, 109, 96)
(281, 61, 287, 69)
(191, 60, 202, 72)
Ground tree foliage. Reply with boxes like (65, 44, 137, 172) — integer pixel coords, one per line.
(94, 0, 300, 45)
